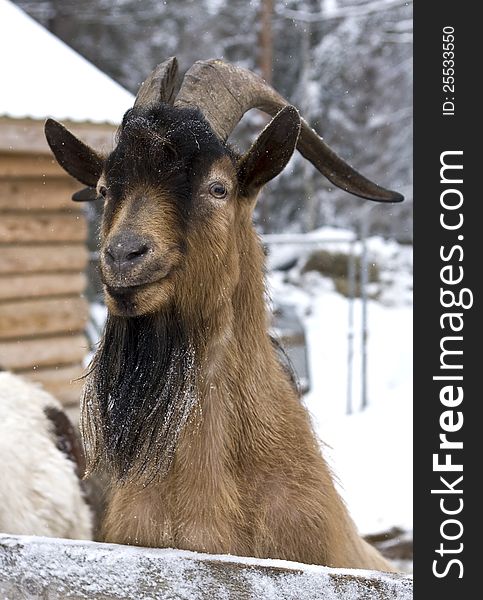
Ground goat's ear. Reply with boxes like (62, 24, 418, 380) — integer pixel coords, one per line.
(238, 106, 301, 196)
(44, 118, 103, 188)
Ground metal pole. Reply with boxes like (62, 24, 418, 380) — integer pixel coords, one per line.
(346, 240, 356, 415)
(360, 216, 370, 411)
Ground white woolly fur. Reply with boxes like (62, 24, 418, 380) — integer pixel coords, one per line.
(0, 372, 92, 539)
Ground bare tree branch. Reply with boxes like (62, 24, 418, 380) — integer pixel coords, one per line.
(276, 0, 411, 23)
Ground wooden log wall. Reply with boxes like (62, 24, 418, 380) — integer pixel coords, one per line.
(0, 151, 90, 406)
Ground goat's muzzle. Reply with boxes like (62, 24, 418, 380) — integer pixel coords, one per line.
(100, 232, 180, 316)
(104, 232, 152, 278)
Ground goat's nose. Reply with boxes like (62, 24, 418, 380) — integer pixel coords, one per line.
(105, 233, 151, 274)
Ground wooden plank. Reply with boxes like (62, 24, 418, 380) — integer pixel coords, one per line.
(0, 297, 88, 339)
(0, 272, 86, 301)
(0, 535, 413, 600)
(0, 153, 67, 177)
(25, 364, 85, 407)
(0, 244, 88, 275)
(0, 334, 89, 371)
(0, 178, 83, 211)
(0, 117, 117, 155)
(0, 213, 87, 243)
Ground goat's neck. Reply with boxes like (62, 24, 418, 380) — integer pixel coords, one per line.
(187, 215, 274, 392)
(178, 218, 287, 454)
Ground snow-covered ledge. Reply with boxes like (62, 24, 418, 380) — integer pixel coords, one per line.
(0, 534, 412, 599)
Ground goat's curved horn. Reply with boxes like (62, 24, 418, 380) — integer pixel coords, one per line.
(174, 59, 402, 203)
(134, 57, 180, 108)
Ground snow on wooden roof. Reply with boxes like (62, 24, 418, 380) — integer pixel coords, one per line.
(0, 0, 134, 125)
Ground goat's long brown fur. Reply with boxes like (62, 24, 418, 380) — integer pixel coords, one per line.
(98, 198, 392, 570)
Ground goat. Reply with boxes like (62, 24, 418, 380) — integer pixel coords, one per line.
(44, 58, 402, 569)
(0, 369, 92, 539)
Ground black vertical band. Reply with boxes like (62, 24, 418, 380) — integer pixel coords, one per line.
(414, 3, 477, 597)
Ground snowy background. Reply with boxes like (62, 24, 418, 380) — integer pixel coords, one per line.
(266, 228, 412, 536)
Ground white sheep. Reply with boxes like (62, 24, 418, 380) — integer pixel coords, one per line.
(0, 370, 92, 539)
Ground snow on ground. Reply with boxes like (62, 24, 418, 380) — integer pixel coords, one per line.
(267, 231, 413, 536)
(304, 291, 412, 534)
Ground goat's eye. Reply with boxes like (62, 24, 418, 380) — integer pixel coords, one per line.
(209, 182, 227, 199)
(98, 185, 108, 199)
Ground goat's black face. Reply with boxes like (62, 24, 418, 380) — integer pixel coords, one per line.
(98, 104, 239, 316)
(45, 103, 301, 317)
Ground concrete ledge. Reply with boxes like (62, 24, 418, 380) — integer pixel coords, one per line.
(0, 534, 413, 600)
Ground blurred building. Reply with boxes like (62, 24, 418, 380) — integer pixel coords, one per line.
(0, 0, 133, 407)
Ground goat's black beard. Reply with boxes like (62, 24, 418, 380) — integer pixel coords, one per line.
(80, 309, 198, 484)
